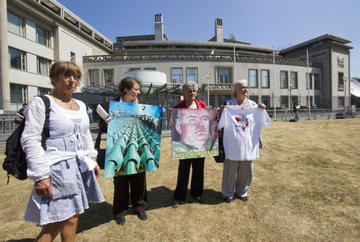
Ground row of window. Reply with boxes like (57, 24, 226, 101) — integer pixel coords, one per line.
(8, 12, 51, 47)
(10, 83, 51, 104)
(8, 47, 51, 76)
(88, 67, 322, 90)
(89, 69, 114, 86)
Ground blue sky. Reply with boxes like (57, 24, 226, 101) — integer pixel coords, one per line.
(57, 0, 359, 78)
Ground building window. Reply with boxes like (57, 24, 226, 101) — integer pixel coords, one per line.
(306, 73, 313, 90)
(217, 68, 231, 84)
(280, 95, 289, 108)
(338, 96, 344, 108)
(290, 72, 298, 89)
(104, 69, 114, 85)
(37, 87, 51, 96)
(37, 57, 51, 76)
(338, 72, 344, 91)
(261, 70, 270, 88)
(209, 95, 215, 107)
(8, 47, 26, 70)
(248, 69, 258, 88)
(36, 25, 50, 47)
(8, 12, 25, 36)
(314, 74, 320, 90)
(171, 68, 183, 85)
(261, 95, 270, 108)
(89, 69, 100, 86)
(10, 83, 28, 104)
(129, 68, 140, 71)
(71, 52, 76, 62)
(186, 68, 198, 83)
(218, 95, 231, 106)
(280, 71, 288, 89)
(249, 95, 259, 103)
(144, 67, 156, 70)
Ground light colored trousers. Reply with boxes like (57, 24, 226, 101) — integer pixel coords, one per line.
(221, 159, 253, 199)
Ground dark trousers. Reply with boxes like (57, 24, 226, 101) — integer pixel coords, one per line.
(113, 172, 147, 217)
(173, 158, 205, 202)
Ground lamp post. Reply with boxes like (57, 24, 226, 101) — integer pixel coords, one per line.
(306, 49, 311, 120)
(344, 77, 347, 117)
(230, 33, 236, 81)
(206, 72, 211, 105)
(272, 47, 277, 120)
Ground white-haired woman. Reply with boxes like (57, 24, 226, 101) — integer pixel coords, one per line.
(172, 81, 207, 208)
(219, 79, 269, 203)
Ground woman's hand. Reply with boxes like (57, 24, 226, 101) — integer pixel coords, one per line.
(34, 177, 53, 198)
(105, 117, 111, 124)
(258, 103, 266, 109)
(93, 157, 100, 178)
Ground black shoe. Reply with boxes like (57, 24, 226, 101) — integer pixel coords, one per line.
(115, 216, 126, 225)
(224, 197, 233, 203)
(240, 196, 248, 202)
(194, 196, 203, 204)
(172, 201, 179, 208)
(137, 211, 147, 221)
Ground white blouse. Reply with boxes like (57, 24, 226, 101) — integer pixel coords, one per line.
(20, 95, 96, 181)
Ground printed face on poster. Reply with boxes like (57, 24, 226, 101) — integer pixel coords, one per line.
(104, 101, 163, 178)
(171, 108, 219, 159)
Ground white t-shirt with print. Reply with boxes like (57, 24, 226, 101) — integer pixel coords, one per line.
(218, 105, 271, 161)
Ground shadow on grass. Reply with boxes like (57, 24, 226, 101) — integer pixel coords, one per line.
(76, 186, 224, 233)
(77, 201, 113, 233)
(147, 186, 224, 210)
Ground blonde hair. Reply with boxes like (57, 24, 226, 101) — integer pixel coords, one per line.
(49, 61, 82, 86)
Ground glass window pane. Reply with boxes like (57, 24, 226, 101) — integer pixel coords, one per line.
(9, 48, 21, 69)
(280, 71, 288, 89)
(261, 70, 269, 88)
(249, 69, 258, 88)
(104, 69, 114, 85)
(171, 68, 183, 84)
(218, 68, 230, 84)
(37, 57, 49, 75)
(36, 26, 46, 45)
(10, 83, 25, 103)
(8, 12, 21, 35)
(291, 72, 298, 89)
(186, 68, 198, 83)
(89, 69, 99, 86)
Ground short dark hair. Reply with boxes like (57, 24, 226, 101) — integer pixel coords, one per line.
(118, 77, 141, 97)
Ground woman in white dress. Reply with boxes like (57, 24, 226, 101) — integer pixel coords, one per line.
(21, 61, 104, 241)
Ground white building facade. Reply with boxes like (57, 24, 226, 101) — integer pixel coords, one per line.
(1, 0, 112, 112)
(0, 1, 352, 113)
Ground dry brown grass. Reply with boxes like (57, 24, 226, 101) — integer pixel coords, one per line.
(1, 118, 360, 241)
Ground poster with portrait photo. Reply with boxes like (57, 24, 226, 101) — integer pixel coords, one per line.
(104, 101, 163, 178)
(171, 108, 219, 159)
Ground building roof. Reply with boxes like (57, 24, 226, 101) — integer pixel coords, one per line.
(116, 34, 168, 42)
(281, 34, 352, 54)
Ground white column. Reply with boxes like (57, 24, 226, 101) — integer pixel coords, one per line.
(0, 0, 10, 111)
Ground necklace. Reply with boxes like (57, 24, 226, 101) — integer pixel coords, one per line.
(51, 91, 79, 111)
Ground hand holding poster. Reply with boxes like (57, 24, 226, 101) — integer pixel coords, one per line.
(171, 108, 219, 159)
(104, 101, 163, 177)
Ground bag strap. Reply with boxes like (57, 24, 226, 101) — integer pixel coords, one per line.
(38, 95, 51, 149)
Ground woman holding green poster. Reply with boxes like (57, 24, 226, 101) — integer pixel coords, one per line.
(99, 77, 148, 225)
(172, 81, 207, 208)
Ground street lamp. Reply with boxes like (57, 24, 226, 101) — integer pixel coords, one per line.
(272, 47, 279, 120)
(306, 49, 311, 120)
(206, 72, 211, 105)
(230, 33, 236, 81)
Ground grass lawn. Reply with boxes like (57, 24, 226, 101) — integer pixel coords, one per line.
(1, 118, 360, 241)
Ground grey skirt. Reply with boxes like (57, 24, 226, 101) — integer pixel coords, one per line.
(24, 157, 104, 226)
